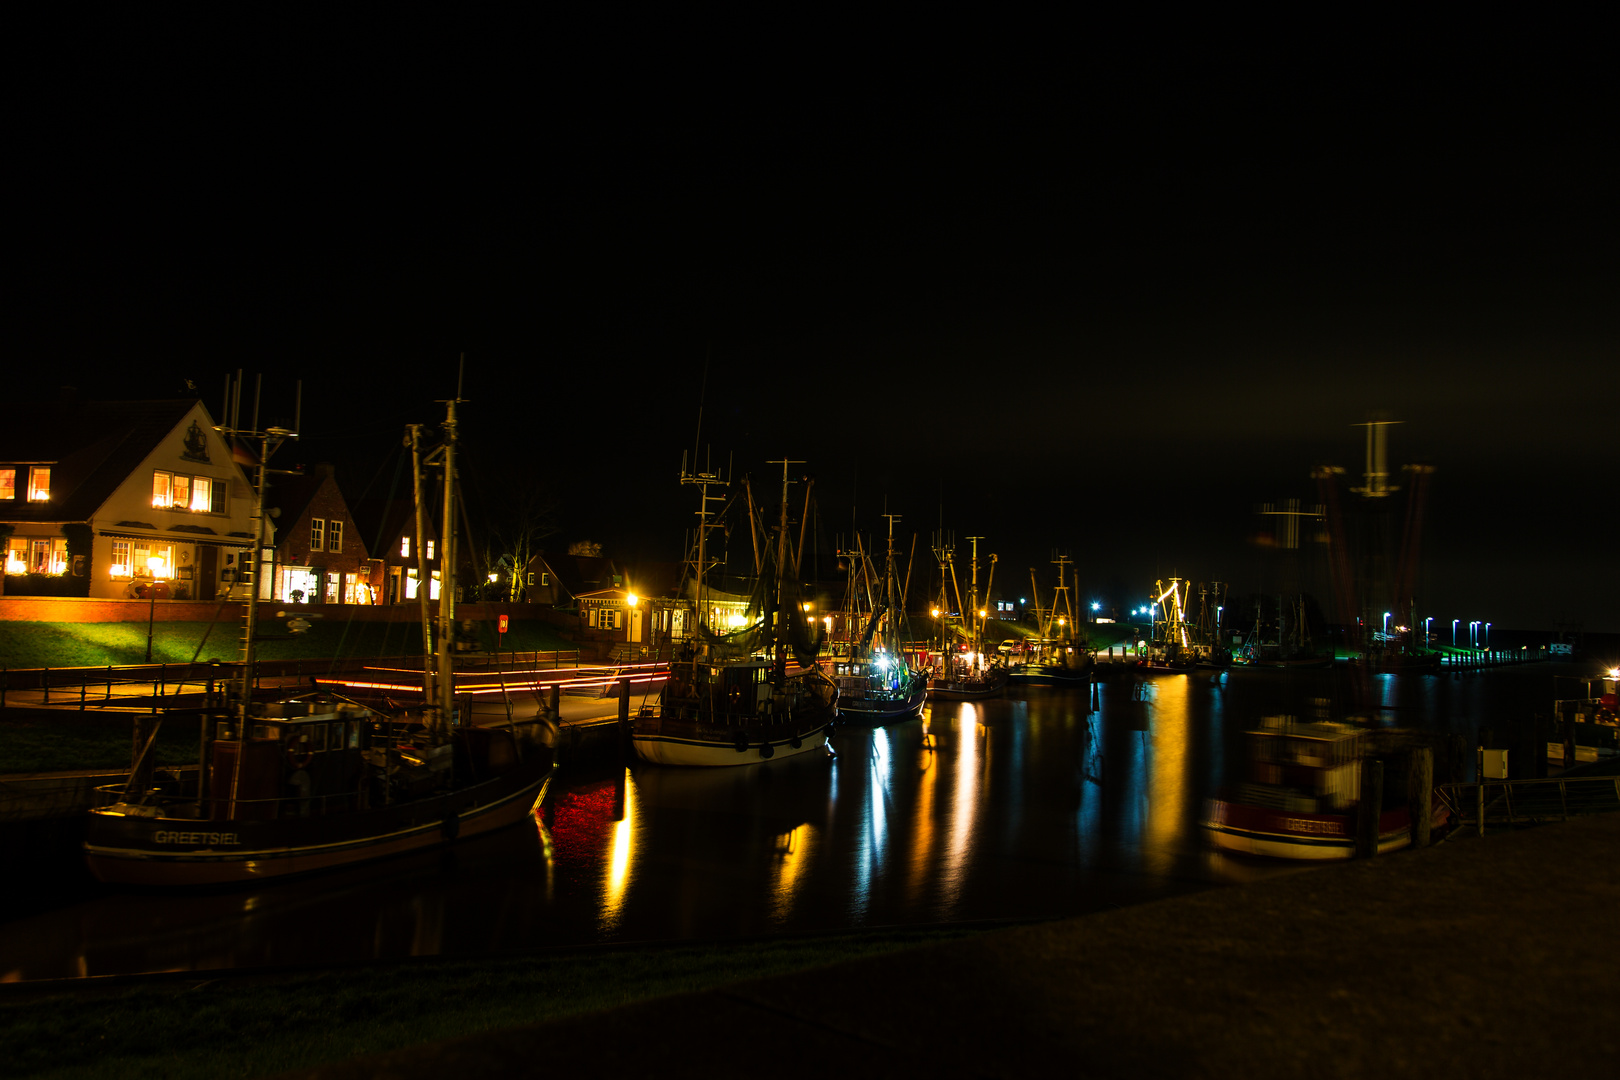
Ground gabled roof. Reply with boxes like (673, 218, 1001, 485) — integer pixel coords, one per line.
(349, 498, 436, 559)
(0, 398, 200, 523)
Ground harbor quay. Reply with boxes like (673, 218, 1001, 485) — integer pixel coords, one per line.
(191, 812, 1620, 1077)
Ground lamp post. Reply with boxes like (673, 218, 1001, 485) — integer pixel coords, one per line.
(1424, 617, 1433, 648)
(1484, 622, 1491, 651)
(1470, 621, 1480, 649)
(626, 592, 638, 646)
(144, 556, 168, 663)
(1452, 619, 1459, 647)
(1383, 611, 1392, 639)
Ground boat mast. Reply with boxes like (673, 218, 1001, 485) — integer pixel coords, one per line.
(967, 536, 982, 656)
(407, 424, 435, 705)
(680, 449, 728, 644)
(432, 393, 460, 735)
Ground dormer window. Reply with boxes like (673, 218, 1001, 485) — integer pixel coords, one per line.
(28, 466, 51, 502)
(0, 468, 14, 500)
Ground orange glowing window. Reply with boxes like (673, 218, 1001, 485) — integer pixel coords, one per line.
(28, 466, 51, 502)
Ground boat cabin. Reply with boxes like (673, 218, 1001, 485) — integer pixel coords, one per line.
(211, 699, 373, 820)
(1243, 717, 1364, 814)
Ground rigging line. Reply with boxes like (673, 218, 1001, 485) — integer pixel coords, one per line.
(692, 345, 711, 470)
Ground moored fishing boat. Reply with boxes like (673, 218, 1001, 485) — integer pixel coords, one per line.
(1008, 555, 1092, 689)
(631, 458, 838, 766)
(925, 533, 1007, 701)
(825, 514, 926, 723)
(83, 388, 555, 887)
(1201, 716, 1447, 860)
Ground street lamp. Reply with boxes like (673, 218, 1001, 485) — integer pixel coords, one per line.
(1452, 619, 1459, 647)
(1484, 623, 1491, 651)
(144, 556, 168, 663)
(1383, 611, 1392, 639)
(626, 593, 638, 644)
(1424, 617, 1433, 648)
(1470, 621, 1480, 649)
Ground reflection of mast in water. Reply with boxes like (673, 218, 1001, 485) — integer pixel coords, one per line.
(905, 710, 941, 907)
(768, 824, 815, 923)
(942, 703, 981, 914)
(1143, 675, 1190, 878)
(600, 766, 639, 934)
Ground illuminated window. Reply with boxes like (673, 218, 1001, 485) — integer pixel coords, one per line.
(426, 540, 436, 561)
(110, 541, 133, 578)
(190, 477, 212, 513)
(310, 518, 325, 552)
(526, 572, 535, 585)
(541, 572, 550, 585)
(171, 474, 191, 510)
(430, 570, 440, 600)
(4, 538, 25, 574)
(152, 471, 172, 508)
(400, 536, 410, 559)
(48, 538, 68, 575)
(328, 520, 342, 552)
(28, 466, 51, 502)
(0, 468, 14, 500)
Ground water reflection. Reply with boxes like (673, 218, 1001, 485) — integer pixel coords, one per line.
(1, 665, 1580, 981)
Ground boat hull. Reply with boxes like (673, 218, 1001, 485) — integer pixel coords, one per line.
(834, 682, 927, 723)
(632, 727, 828, 766)
(83, 763, 551, 887)
(927, 676, 1008, 701)
(1007, 666, 1092, 688)
(1201, 795, 1448, 861)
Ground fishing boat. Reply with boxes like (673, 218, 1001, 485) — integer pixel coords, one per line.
(631, 458, 838, 765)
(823, 514, 927, 723)
(925, 533, 1007, 701)
(83, 391, 556, 886)
(1007, 555, 1092, 688)
(1201, 716, 1448, 860)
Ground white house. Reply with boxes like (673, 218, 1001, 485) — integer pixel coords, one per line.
(1, 397, 270, 601)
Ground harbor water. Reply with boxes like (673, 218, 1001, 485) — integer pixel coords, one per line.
(0, 663, 1578, 982)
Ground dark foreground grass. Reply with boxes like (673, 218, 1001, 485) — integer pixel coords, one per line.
(0, 715, 199, 774)
(1, 925, 999, 1080)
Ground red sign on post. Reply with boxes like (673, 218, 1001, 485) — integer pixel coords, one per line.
(498, 614, 509, 634)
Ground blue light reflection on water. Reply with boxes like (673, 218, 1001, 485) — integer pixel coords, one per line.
(0, 664, 1581, 981)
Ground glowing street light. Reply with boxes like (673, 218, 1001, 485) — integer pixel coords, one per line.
(144, 556, 168, 663)
(1452, 618, 1459, 647)
(626, 592, 638, 643)
(1484, 622, 1491, 651)
(1383, 611, 1392, 638)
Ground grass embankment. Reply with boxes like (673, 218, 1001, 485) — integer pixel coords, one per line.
(0, 619, 575, 670)
(0, 714, 199, 774)
(1, 925, 998, 1080)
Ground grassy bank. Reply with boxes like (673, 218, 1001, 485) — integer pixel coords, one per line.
(0, 713, 199, 773)
(0, 619, 575, 670)
(1, 925, 1001, 1080)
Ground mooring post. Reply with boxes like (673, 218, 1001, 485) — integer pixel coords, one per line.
(1357, 758, 1384, 857)
(549, 682, 561, 720)
(617, 675, 632, 760)
(1409, 746, 1433, 849)
(1476, 745, 1485, 837)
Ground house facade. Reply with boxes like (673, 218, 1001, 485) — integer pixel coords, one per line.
(267, 466, 377, 604)
(2, 398, 265, 601)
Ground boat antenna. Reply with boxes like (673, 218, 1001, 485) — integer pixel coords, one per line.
(692, 346, 710, 470)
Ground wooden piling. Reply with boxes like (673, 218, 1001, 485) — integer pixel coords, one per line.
(617, 676, 631, 759)
(1408, 747, 1433, 849)
(1357, 758, 1384, 857)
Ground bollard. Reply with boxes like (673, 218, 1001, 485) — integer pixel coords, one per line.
(1476, 746, 1485, 837)
(81, 677, 88, 711)
(106, 665, 113, 702)
(44, 667, 50, 706)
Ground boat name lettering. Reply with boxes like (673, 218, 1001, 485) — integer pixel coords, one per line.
(1282, 818, 1343, 836)
(153, 830, 241, 846)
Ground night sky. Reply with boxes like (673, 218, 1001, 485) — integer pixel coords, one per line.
(11, 25, 1617, 632)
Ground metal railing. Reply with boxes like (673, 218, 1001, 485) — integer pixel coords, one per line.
(1440, 775, 1620, 831)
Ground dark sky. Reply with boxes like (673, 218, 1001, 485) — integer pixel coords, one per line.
(10, 24, 1617, 631)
